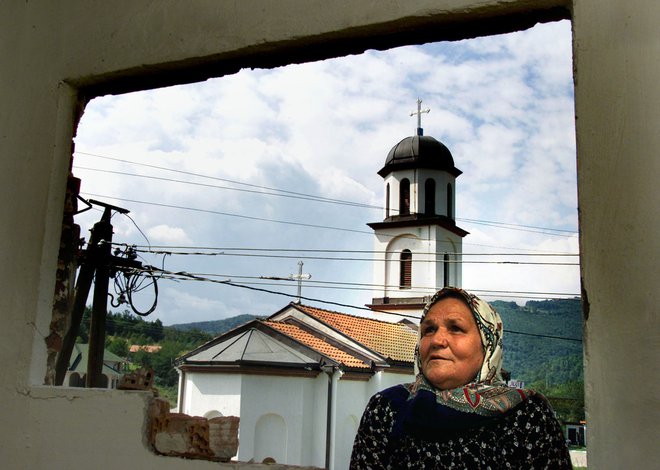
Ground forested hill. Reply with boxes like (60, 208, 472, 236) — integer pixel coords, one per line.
(492, 298, 583, 385)
(169, 314, 260, 335)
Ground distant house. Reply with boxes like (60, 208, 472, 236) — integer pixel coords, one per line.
(65, 343, 127, 389)
(129, 344, 162, 354)
(176, 302, 417, 468)
(565, 421, 587, 447)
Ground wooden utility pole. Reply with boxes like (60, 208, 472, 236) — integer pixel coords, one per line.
(54, 200, 132, 387)
(85, 205, 114, 388)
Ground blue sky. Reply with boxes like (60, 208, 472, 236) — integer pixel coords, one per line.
(73, 20, 578, 325)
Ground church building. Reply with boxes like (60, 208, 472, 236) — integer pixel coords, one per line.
(176, 103, 467, 468)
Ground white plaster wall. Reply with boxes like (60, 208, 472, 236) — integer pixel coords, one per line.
(416, 169, 456, 217)
(2, 1, 658, 469)
(384, 170, 418, 214)
(334, 372, 416, 468)
(377, 227, 462, 299)
(385, 233, 424, 297)
(430, 226, 463, 287)
(183, 372, 241, 418)
(383, 169, 456, 218)
(238, 374, 325, 467)
(334, 380, 368, 470)
(571, 1, 660, 467)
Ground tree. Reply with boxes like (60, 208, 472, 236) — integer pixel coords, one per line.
(106, 336, 129, 358)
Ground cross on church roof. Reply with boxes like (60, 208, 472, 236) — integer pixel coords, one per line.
(410, 98, 430, 136)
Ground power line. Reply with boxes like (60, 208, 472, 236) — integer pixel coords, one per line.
(121, 244, 579, 257)
(134, 266, 582, 343)
(81, 192, 376, 236)
(74, 152, 379, 209)
(122, 244, 578, 266)
(80, 192, 581, 256)
(456, 217, 577, 236)
(113, 263, 579, 298)
(74, 151, 578, 237)
(75, 165, 380, 210)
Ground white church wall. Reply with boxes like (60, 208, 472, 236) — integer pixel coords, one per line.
(371, 232, 391, 300)
(372, 226, 464, 304)
(238, 373, 326, 467)
(334, 372, 416, 468)
(429, 228, 462, 288)
(310, 372, 331, 466)
(385, 233, 424, 298)
(334, 379, 368, 470)
(384, 169, 418, 214)
(416, 169, 456, 217)
(182, 372, 242, 418)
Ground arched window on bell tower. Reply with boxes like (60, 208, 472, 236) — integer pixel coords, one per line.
(443, 253, 450, 286)
(447, 183, 453, 219)
(425, 178, 436, 215)
(400, 249, 412, 289)
(385, 183, 390, 218)
(400, 179, 410, 216)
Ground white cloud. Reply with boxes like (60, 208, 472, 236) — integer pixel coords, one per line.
(146, 225, 192, 245)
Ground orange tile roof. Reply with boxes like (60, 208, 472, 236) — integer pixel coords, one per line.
(263, 320, 370, 369)
(294, 305, 417, 364)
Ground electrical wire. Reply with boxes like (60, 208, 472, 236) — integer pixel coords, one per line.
(75, 166, 381, 210)
(112, 265, 579, 298)
(74, 152, 379, 209)
(132, 265, 582, 343)
(74, 151, 578, 237)
(81, 192, 377, 236)
(78, 192, 579, 254)
(112, 244, 579, 257)
(116, 243, 579, 266)
(110, 245, 159, 316)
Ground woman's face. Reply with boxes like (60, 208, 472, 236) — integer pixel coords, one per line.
(419, 297, 484, 390)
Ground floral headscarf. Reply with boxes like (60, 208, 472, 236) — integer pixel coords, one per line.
(410, 287, 532, 416)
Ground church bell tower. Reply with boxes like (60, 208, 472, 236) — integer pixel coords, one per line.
(367, 100, 468, 318)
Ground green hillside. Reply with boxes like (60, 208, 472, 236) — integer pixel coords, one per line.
(169, 314, 260, 335)
(492, 298, 583, 385)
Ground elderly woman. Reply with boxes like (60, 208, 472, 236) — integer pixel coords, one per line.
(350, 287, 571, 469)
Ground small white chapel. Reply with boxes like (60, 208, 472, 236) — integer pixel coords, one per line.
(175, 101, 468, 469)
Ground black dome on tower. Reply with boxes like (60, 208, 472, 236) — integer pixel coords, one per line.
(378, 134, 462, 178)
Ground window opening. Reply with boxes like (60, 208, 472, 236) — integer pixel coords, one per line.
(400, 178, 410, 216)
(425, 179, 436, 215)
(399, 249, 412, 289)
(447, 183, 453, 219)
(385, 183, 390, 218)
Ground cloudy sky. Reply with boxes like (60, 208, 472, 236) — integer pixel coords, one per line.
(72, 19, 578, 326)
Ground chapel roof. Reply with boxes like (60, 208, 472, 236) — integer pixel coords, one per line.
(378, 134, 462, 178)
(264, 320, 370, 369)
(293, 304, 417, 364)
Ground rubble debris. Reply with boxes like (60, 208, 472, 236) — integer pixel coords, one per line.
(117, 367, 154, 391)
(149, 397, 239, 462)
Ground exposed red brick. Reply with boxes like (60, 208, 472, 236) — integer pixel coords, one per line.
(208, 416, 240, 461)
(149, 397, 239, 462)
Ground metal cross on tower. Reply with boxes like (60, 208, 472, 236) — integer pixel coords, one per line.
(260, 260, 312, 304)
(410, 98, 430, 136)
(291, 260, 312, 304)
